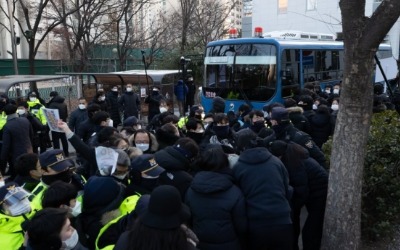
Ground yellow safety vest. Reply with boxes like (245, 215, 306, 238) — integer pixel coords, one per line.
(95, 194, 140, 250)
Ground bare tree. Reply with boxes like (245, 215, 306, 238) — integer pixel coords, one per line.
(189, 0, 238, 49)
(321, 0, 400, 249)
(0, 0, 78, 92)
(54, 0, 118, 72)
(178, 0, 197, 54)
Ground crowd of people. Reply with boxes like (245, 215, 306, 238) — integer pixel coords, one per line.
(0, 79, 394, 250)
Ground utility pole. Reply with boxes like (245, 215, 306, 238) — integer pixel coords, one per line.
(7, 0, 18, 74)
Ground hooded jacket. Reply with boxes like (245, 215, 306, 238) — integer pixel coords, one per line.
(286, 106, 311, 134)
(309, 110, 332, 148)
(233, 147, 292, 229)
(154, 146, 193, 198)
(185, 170, 247, 250)
(47, 95, 68, 121)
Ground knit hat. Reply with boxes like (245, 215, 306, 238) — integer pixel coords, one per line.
(83, 176, 124, 213)
(269, 140, 288, 157)
(39, 149, 74, 172)
(270, 107, 290, 122)
(131, 154, 165, 177)
(123, 116, 139, 127)
(141, 185, 190, 229)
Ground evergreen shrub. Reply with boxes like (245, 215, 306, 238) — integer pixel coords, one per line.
(322, 110, 400, 240)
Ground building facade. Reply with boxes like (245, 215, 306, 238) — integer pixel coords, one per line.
(250, 0, 400, 59)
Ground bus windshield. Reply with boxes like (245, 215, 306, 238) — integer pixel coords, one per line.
(204, 44, 277, 101)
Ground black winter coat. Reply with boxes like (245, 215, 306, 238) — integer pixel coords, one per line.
(68, 108, 88, 132)
(48, 95, 68, 121)
(282, 152, 328, 209)
(154, 146, 193, 198)
(106, 91, 121, 126)
(118, 92, 140, 118)
(233, 147, 292, 230)
(287, 106, 311, 134)
(76, 118, 97, 143)
(185, 170, 247, 250)
(1, 115, 33, 165)
(145, 92, 164, 122)
(309, 112, 332, 148)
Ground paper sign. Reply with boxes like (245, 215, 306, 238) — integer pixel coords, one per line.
(141, 87, 146, 98)
(95, 146, 118, 176)
(43, 108, 63, 132)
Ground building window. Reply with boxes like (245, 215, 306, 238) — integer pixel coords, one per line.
(307, 0, 317, 10)
(278, 0, 287, 14)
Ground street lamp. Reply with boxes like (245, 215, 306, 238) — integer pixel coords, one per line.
(112, 47, 118, 72)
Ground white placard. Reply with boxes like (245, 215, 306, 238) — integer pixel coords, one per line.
(95, 146, 118, 176)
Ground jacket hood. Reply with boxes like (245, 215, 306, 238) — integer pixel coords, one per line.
(51, 95, 65, 103)
(238, 147, 273, 165)
(154, 146, 189, 171)
(190, 171, 234, 194)
(286, 106, 304, 114)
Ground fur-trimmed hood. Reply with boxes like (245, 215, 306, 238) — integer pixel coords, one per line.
(286, 106, 304, 114)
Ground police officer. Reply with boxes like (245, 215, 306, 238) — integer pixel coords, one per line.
(267, 107, 327, 168)
(0, 182, 38, 249)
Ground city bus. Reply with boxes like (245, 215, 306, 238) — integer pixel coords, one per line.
(200, 28, 397, 112)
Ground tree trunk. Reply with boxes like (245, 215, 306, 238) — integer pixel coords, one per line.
(321, 0, 400, 249)
(321, 48, 375, 250)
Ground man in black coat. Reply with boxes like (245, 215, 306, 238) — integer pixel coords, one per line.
(233, 129, 293, 250)
(145, 86, 165, 123)
(47, 91, 69, 156)
(0, 104, 34, 178)
(76, 104, 101, 144)
(119, 84, 141, 121)
(106, 87, 121, 128)
(68, 97, 89, 132)
(154, 138, 198, 199)
(268, 107, 327, 168)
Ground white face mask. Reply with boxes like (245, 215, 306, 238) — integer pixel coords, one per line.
(136, 143, 149, 152)
(113, 173, 128, 180)
(99, 96, 105, 101)
(331, 104, 339, 111)
(78, 104, 86, 110)
(108, 119, 114, 127)
(17, 109, 26, 115)
(29, 97, 37, 102)
(159, 107, 168, 113)
(126, 87, 133, 92)
(333, 89, 340, 94)
(62, 229, 79, 249)
(325, 89, 330, 94)
(312, 104, 318, 110)
(70, 200, 82, 217)
(4, 198, 31, 216)
(112, 88, 118, 92)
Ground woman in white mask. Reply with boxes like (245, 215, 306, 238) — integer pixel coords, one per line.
(26, 207, 87, 250)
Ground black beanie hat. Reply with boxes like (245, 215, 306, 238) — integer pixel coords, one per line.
(141, 185, 190, 230)
(269, 140, 288, 157)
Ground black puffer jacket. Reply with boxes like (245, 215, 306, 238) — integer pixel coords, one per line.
(309, 111, 332, 148)
(233, 147, 292, 229)
(286, 106, 311, 134)
(185, 170, 247, 250)
(48, 95, 68, 121)
(154, 146, 193, 198)
(106, 91, 121, 126)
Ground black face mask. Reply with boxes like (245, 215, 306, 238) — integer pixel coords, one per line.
(271, 124, 287, 136)
(42, 170, 72, 186)
(213, 125, 230, 138)
(186, 131, 204, 144)
(251, 121, 265, 133)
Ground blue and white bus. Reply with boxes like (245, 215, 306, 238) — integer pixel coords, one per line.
(200, 28, 396, 112)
